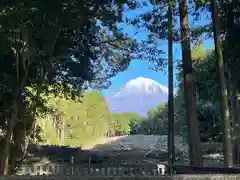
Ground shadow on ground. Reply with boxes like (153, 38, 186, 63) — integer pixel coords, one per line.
(15, 135, 227, 175)
(25, 135, 223, 168)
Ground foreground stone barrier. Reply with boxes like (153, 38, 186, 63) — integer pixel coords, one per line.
(173, 165, 240, 174)
(16, 164, 164, 176)
(1, 175, 240, 180)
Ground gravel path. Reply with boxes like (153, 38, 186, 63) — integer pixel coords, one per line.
(91, 135, 224, 166)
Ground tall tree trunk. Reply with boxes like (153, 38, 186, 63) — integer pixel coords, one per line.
(0, 100, 18, 175)
(226, 0, 239, 165)
(230, 81, 238, 164)
(0, 37, 30, 174)
(61, 121, 65, 145)
(0, 49, 21, 175)
(211, 0, 233, 167)
(167, 0, 175, 175)
(178, 0, 202, 166)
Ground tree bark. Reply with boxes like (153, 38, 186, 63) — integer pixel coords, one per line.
(226, 0, 238, 165)
(230, 84, 238, 164)
(167, 0, 175, 175)
(0, 100, 18, 175)
(0, 39, 30, 174)
(211, 0, 233, 167)
(0, 49, 21, 175)
(178, 0, 202, 166)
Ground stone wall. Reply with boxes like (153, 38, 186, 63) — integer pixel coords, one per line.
(16, 164, 164, 176)
(1, 175, 240, 180)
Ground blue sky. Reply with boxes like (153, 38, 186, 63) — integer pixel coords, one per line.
(101, 2, 213, 96)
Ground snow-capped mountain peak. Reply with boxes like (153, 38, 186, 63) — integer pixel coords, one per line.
(114, 77, 168, 97)
(133, 76, 168, 93)
(105, 77, 169, 116)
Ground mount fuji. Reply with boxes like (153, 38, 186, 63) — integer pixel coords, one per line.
(104, 77, 169, 116)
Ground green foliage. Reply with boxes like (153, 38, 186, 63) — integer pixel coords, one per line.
(38, 91, 113, 147)
(130, 104, 168, 135)
(0, 0, 164, 173)
(175, 45, 222, 142)
(111, 112, 141, 135)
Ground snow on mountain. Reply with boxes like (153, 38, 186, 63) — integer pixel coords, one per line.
(105, 77, 169, 116)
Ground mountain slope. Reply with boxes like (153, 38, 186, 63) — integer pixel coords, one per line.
(105, 77, 168, 116)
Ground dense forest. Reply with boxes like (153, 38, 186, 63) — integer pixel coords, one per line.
(1, 0, 240, 175)
(37, 91, 143, 147)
